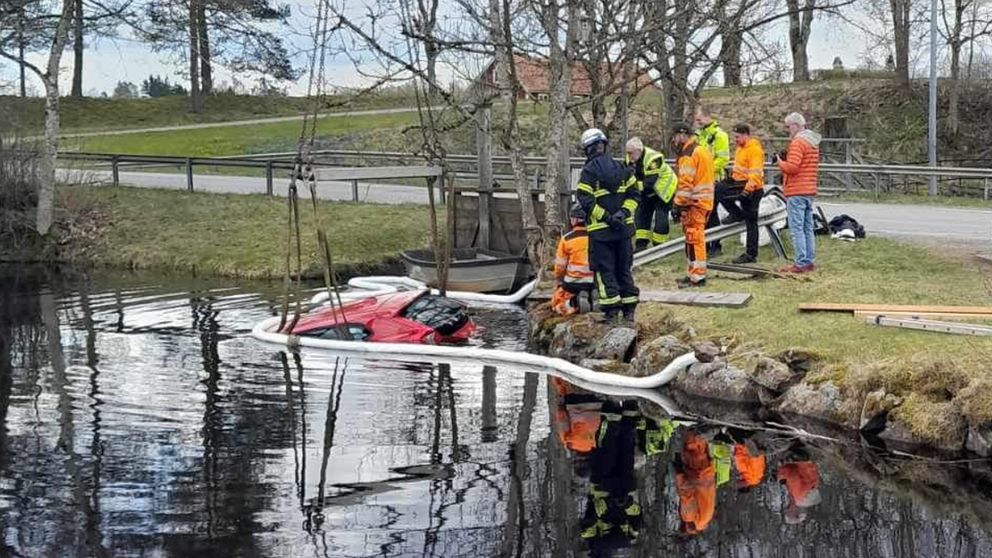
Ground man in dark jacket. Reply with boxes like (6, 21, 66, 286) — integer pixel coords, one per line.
(575, 128, 640, 323)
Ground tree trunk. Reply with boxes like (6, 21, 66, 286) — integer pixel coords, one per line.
(189, 0, 203, 113)
(721, 27, 743, 87)
(542, 1, 579, 241)
(197, 0, 212, 95)
(949, 41, 961, 139)
(491, 0, 544, 268)
(71, 0, 84, 97)
(37, 0, 75, 235)
(786, 0, 814, 82)
(17, 14, 26, 98)
(890, 0, 912, 93)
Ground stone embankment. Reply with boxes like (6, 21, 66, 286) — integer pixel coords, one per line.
(529, 304, 992, 456)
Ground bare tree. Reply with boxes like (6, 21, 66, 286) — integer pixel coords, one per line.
(940, 0, 992, 137)
(890, 0, 912, 92)
(785, 0, 815, 81)
(0, 0, 74, 235)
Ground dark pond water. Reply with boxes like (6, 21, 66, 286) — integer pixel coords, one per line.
(2, 267, 992, 558)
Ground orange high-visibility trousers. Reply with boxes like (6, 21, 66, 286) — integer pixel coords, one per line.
(682, 206, 710, 283)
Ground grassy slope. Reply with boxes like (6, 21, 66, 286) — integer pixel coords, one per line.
(58, 186, 435, 279)
(69, 111, 422, 156)
(2, 91, 419, 134)
(636, 234, 989, 364)
(635, 233, 992, 441)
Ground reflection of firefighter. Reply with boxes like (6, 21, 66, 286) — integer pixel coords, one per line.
(580, 400, 642, 554)
(777, 447, 821, 525)
(675, 430, 717, 535)
(551, 377, 603, 454)
(733, 440, 767, 492)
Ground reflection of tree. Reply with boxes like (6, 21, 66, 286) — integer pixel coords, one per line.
(499, 373, 539, 557)
(79, 288, 109, 558)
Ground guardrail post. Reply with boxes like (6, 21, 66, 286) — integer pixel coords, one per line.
(185, 158, 194, 192)
(111, 155, 120, 187)
(265, 161, 274, 196)
(873, 173, 879, 202)
(351, 179, 359, 202)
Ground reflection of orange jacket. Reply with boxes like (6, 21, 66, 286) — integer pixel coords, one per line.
(777, 461, 819, 503)
(555, 407, 601, 453)
(551, 377, 601, 454)
(733, 443, 767, 488)
(676, 432, 716, 535)
(673, 138, 715, 211)
(731, 137, 765, 194)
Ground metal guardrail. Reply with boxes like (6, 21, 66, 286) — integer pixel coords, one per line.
(58, 150, 992, 200)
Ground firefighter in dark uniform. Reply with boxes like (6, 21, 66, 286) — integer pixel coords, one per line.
(575, 128, 640, 323)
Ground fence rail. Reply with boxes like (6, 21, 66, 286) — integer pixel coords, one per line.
(58, 150, 992, 200)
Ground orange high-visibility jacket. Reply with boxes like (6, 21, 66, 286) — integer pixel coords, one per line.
(554, 226, 593, 284)
(673, 138, 715, 211)
(676, 432, 716, 535)
(554, 407, 601, 453)
(732, 137, 765, 194)
(733, 443, 767, 489)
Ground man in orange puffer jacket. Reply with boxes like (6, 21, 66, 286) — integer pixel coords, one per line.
(776, 112, 822, 273)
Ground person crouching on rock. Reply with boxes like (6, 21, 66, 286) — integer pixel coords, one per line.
(551, 203, 595, 316)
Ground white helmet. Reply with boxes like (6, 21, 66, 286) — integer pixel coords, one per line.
(580, 128, 607, 148)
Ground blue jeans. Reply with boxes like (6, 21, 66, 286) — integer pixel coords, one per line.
(786, 196, 816, 267)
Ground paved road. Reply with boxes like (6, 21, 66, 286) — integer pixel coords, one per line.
(62, 169, 992, 246)
(55, 106, 433, 140)
(819, 201, 991, 246)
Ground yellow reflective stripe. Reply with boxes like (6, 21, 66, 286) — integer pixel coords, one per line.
(622, 199, 638, 213)
(591, 205, 606, 220)
(594, 189, 610, 197)
(621, 296, 638, 304)
(587, 222, 608, 231)
(635, 229, 652, 240)
(679, 165, 696, 177)
(577, 182, 595, 194)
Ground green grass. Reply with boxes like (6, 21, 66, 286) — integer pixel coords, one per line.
(826, 191, 992, 209)
(2, 91, 420, 134)
(636, 234, 990, 364)
(635, 233, 992, 436)
(57, 186, 437, 279)
(67, 111, 422, 157)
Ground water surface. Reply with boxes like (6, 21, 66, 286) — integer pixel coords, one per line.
(1, 267, 991, 557)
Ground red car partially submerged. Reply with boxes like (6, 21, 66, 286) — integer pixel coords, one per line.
(291, 290, 477, 344)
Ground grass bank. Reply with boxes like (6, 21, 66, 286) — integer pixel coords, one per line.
(56, 186, 436, 279)
(68, 111, 422, 157)
(635, 233, 992, 444)
(2, 91, 420, 134)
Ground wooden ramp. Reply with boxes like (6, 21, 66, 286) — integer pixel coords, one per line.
(530, 290, 751, 308)
(800, 303, 992, 315)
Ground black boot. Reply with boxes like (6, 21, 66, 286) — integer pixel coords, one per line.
(599, 308, 620, 323)
(622, 305, 636, 324)
(732, 253, 756, 264)
(707, 242, 722, 256)
(676, 277, 706, 289)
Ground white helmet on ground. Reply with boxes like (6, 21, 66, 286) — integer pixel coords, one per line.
(581, 128, 608, 148)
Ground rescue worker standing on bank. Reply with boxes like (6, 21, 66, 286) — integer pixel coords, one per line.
(576, 128, 640, 322)
(720, 123, 766, 263)
(624, 137, 678, 252)
(695, 108, 731, 255)
(671, 123, 715, 288)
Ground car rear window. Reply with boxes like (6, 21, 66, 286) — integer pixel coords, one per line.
(299, 325, 370, 341)
(402, 295, 469, 335)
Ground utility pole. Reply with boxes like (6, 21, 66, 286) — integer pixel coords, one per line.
(927, 0, 938, 196)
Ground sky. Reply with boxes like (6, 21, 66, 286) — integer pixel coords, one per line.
(0, 2, 930, 98)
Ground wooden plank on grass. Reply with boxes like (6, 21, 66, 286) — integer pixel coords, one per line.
(864, 315, 992, 336)
(708, 262, 792, 279)
(854, 311, 992, 320)
(528, 290, 751, 307)
(801, 303, 992, 315)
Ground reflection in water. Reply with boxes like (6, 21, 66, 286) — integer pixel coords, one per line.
(1, 268, 992, 557)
